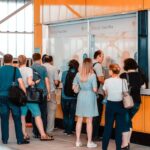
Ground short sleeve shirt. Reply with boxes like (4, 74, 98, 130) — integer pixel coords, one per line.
(93, 60, 104, 95)
(0, 65, 22, 96)
(103, 77, 128, 102)
(43, 63, 59, 92)
(31, 63, 48, 95)
(19, 67, 33, 88)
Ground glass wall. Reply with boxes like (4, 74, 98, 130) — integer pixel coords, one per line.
(45, 22, 88, 71)
(45, 13, 137, 72)
(0, 0, 33, 58)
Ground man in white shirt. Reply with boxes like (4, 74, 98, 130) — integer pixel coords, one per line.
(92, 50, 105, 141)
(42, 55, 59, 137)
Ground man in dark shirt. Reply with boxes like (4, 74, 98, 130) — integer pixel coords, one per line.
(0, 54, 29, 145)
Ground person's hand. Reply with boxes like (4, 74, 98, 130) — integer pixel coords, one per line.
(35, 79, 40, 84)
(47, 93, 51, 101)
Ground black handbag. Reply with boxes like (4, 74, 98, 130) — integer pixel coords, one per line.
(26, 68, 44, 103)
(26, 85, 44, 103)
(9, 67, 27, 106)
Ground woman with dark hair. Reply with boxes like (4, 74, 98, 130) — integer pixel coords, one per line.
(120, 58, 145, 149)
(61, 59, 79, 136)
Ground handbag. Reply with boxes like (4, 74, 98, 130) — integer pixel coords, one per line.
(26, 85, 44, 103)
(9, 67, 27, 106)
(26, 69, 44, 103)
(122, 77, 134, 109)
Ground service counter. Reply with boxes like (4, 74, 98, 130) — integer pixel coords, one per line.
(55, 88, 150, 134)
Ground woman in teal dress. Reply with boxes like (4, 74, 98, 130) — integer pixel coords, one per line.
(73, 58, 98, 148)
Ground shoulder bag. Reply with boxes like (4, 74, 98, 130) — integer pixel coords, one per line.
(122, 77, 134, 109)
(26, 69, 44, 103)
(9, 67, 27, 106)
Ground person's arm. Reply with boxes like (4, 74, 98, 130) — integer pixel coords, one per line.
(103, 80, 108, 97)
(16, 68, 26, 94)
(18, 78, 26, 94)
(97, 76, 104, 84)
(54, 68, 60, 86)
(45, 77, 51, 100)
(92, 74, 97, 92)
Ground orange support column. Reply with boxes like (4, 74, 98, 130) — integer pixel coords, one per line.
(34, 0, 43, 54)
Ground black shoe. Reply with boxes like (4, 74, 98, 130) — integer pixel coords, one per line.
(17, 139, 30, 145)
(2, 141, 8, 144)
(93, 137, 103, 141)
(121, 145, 129, 150)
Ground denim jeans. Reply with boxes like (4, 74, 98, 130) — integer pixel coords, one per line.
(32, 96, 47, 136)
(0, 96, 23, 143)
(102, 101, 127, 150)
(61, 98, 76, 134)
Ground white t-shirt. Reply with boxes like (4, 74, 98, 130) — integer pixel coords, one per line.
(19, 67, 33, 88)
(103, 77, 128, 102)
(43, 63, 59, 92)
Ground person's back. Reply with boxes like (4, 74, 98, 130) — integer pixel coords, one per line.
(43, 63, 59, 92)
(104, 77, 126, 101)
(0, 54, 29, 145)
(31, 63, 47, 92)
(76, 73, 96, 92)
(0, 65, 17, 96)
(19, 66, 33, 88)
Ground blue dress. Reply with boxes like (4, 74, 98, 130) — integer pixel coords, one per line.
(73, 73, 98, 117)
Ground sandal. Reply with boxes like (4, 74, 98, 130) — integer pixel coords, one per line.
(24, 135, 30, 140)
(40, 135, 54, 141)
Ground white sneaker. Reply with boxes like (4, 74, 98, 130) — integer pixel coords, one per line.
(87, 142, 97, 148)
(76, 141, 82, 147)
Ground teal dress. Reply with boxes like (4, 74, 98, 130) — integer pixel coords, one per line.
(73, 73, 98, 117)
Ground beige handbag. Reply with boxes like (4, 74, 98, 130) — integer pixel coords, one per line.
(122, 78, 134, 109)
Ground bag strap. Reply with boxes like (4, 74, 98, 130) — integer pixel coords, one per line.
(32, 68, 41, 79)
(122, 79, 128, 93)
(93, 62, 99, 68)
(13, 67, 16, 82)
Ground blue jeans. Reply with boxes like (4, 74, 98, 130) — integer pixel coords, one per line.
(102, 101, 127, 150)
(61, 98, 76, 134)
(0, 96, 23, 143)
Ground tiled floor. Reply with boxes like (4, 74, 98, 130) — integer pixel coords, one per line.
(0, 120, 150, 150)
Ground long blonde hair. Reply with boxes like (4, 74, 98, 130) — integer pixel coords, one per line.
(80, 58, 93, 82)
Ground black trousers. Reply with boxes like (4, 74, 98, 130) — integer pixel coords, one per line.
(32, 96, 47, 136)
(61, 98, 76, 134)
(92, 94, 104, 139)
(102, 101, 126, 150)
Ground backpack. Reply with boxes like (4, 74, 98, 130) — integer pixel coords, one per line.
(93, 62, 100, 88)
(64, 69, 78, 97)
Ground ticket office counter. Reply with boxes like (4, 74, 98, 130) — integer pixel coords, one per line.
(55, 89, 150, 134)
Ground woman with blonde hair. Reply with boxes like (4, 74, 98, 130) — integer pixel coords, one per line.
(18, 55, 53, 141)
(73, 58, 98, 148)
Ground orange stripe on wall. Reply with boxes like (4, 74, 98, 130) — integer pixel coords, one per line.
(144, 0, 150, 9)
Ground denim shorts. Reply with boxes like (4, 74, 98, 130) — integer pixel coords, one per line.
(21, 103, 41, 117)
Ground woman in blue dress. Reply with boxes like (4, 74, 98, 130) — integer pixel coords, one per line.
(73, 58, 98, 148)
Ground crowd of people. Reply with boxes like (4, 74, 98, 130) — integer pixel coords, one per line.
(0, 50, 145, 150)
